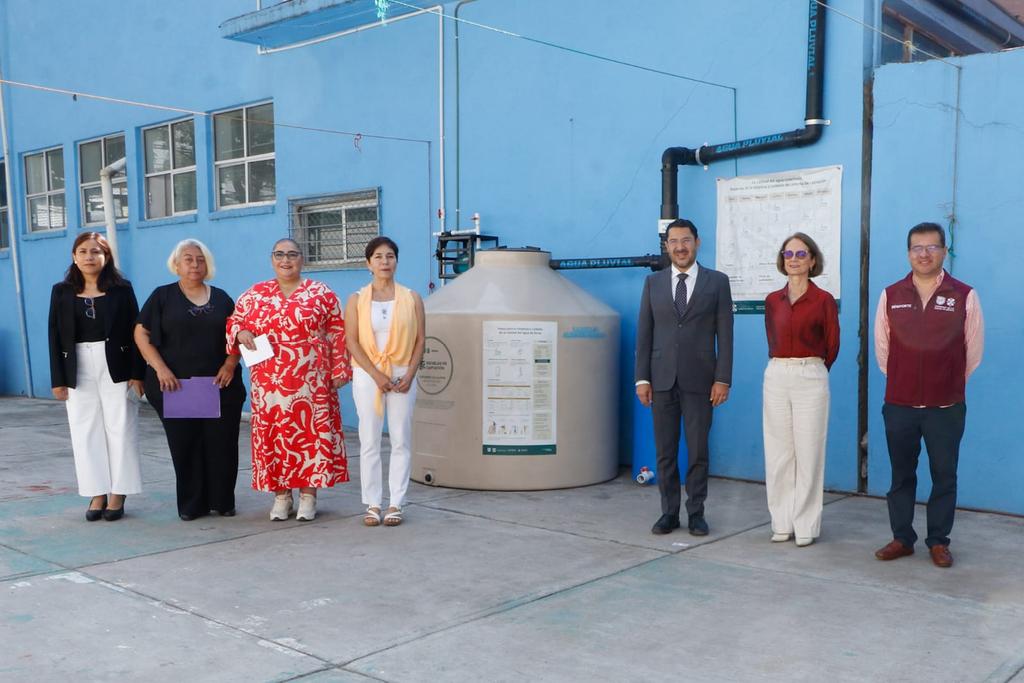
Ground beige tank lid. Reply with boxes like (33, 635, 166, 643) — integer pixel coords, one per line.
(426, 248, 617, 316)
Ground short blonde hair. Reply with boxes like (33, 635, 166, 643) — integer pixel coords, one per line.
(167, 238, 216, 280)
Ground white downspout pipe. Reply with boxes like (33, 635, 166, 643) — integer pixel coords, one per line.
(0, 60, 34, 397)
(100, 156, 126, 266)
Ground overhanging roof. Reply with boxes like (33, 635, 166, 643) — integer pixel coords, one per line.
(220, 0, 439, 48)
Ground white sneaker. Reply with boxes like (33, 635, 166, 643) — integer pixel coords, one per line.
(795, 537, 815, 547)
(270, 492, 293, 521)
(296, 493, 317, 522)
(771, 532, 792, 543)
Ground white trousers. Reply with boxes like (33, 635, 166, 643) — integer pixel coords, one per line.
(65, 341, 142, 497)
(762, 357, 829, 539)
(353, 365, 416, 508)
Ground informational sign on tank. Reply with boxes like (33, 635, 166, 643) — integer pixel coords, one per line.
(716, 165, 842, 313)
(482, 321, 557, 455)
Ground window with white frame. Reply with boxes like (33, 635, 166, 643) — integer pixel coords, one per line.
(213, 102, 275, 209)
(24, 147, 66, 232)
(290, 189, 380, 269)
(79, 134, 128, 225)
(0, 161, 9, 248)
(143, 119, 197, 219)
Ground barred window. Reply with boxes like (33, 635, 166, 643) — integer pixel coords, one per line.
(290, 189, 380, 270)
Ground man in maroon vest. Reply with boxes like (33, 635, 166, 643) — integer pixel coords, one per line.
(873, 222, 984, 568)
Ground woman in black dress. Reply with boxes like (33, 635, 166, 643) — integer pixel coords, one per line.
(134, 239, 245, 520)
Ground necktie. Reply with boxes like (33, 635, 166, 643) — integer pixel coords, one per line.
(675, 272, 688, 316)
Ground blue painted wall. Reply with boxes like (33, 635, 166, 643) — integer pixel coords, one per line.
(0, 1, 876, 493)
(868, 48, 1024, 515)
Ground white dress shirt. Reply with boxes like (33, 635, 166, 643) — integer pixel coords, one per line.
(672, 262, 699, 306)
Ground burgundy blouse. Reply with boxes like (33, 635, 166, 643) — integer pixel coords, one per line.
(764, 280, 840, 369)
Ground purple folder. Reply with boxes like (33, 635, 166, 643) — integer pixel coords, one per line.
(163, 377, 221, 419)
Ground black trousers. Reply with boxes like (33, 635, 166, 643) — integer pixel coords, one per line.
(882, 402, 966, 548)
(158, 409, 242, 517)
(652, 384, 713, 518)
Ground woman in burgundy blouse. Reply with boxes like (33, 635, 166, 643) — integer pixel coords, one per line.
(763, 232, 839, 547)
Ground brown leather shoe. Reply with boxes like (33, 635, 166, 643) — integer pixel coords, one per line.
(929, 544, 953, 568)
(874, 540, 914, 561)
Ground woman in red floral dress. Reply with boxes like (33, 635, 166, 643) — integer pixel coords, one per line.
(228, 238, 351, 521)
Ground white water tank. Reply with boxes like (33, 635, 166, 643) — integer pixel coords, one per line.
(412, 248, 620, 490)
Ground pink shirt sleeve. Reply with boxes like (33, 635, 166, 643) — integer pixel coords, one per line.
(965, 289, 984, 379)
(874, 290, 889, 376)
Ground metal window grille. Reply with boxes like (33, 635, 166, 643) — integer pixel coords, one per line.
(290, 189, 380, 270)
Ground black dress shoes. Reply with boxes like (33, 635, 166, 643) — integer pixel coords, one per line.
(651, 514, 681, 535)
(688, 514, 709, 536)
(179, 512, 199, 521)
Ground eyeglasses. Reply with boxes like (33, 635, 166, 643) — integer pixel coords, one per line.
(909, 244, 944, 255)
(188, 302, 213, 317)
(781, 250, 809, 259)
(272, 251, 302, 261)
(82, 297, 96, 320)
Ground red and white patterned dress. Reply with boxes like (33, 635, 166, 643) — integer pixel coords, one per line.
(227, 279, 351, 491)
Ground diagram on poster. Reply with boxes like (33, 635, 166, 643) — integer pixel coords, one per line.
(482, 321, 556, 455)
(716, 165, 842, 313)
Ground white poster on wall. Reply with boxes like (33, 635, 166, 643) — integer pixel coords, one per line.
(482, 321, 556, 455)
(716, 165, 842, 313)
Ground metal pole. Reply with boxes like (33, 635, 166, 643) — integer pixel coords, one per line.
(99, 156, 126, 266)
(0, 59, 34, 397)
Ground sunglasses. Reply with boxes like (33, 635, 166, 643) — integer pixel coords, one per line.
(781, 250, 809, 259)
(83, 297, 96, 320)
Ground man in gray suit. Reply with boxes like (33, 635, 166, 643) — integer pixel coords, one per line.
(635, 219, 734, 535)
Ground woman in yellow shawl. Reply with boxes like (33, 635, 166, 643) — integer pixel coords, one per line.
(346, 237, 426, 527)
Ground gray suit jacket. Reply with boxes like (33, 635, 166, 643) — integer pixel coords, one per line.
(634, 264, 734, 393)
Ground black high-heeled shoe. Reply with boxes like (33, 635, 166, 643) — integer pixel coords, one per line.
(85, 496, 107, 522)
(103, 496, 125, 521)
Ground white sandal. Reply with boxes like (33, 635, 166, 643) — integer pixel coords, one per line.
(383, 507, 403, 527)
(363, 506, 382, 527)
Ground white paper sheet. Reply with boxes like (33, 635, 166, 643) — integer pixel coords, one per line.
(239, 334, 274, 367)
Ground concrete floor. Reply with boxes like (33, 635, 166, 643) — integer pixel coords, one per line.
(1, 396, 1023, 682)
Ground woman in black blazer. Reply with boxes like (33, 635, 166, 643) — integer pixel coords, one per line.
(48, 231, 145, 521)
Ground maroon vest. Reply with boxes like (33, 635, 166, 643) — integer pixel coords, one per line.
(884, 271, 971, 406)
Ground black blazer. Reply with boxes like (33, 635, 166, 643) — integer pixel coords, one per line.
(634, 263, 735, 393)
(48, 281, 146, 388)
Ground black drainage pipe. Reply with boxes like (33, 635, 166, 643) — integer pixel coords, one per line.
(660, 0, 828, 221)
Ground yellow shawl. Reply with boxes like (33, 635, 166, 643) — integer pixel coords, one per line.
(357, 283, 417, 414)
